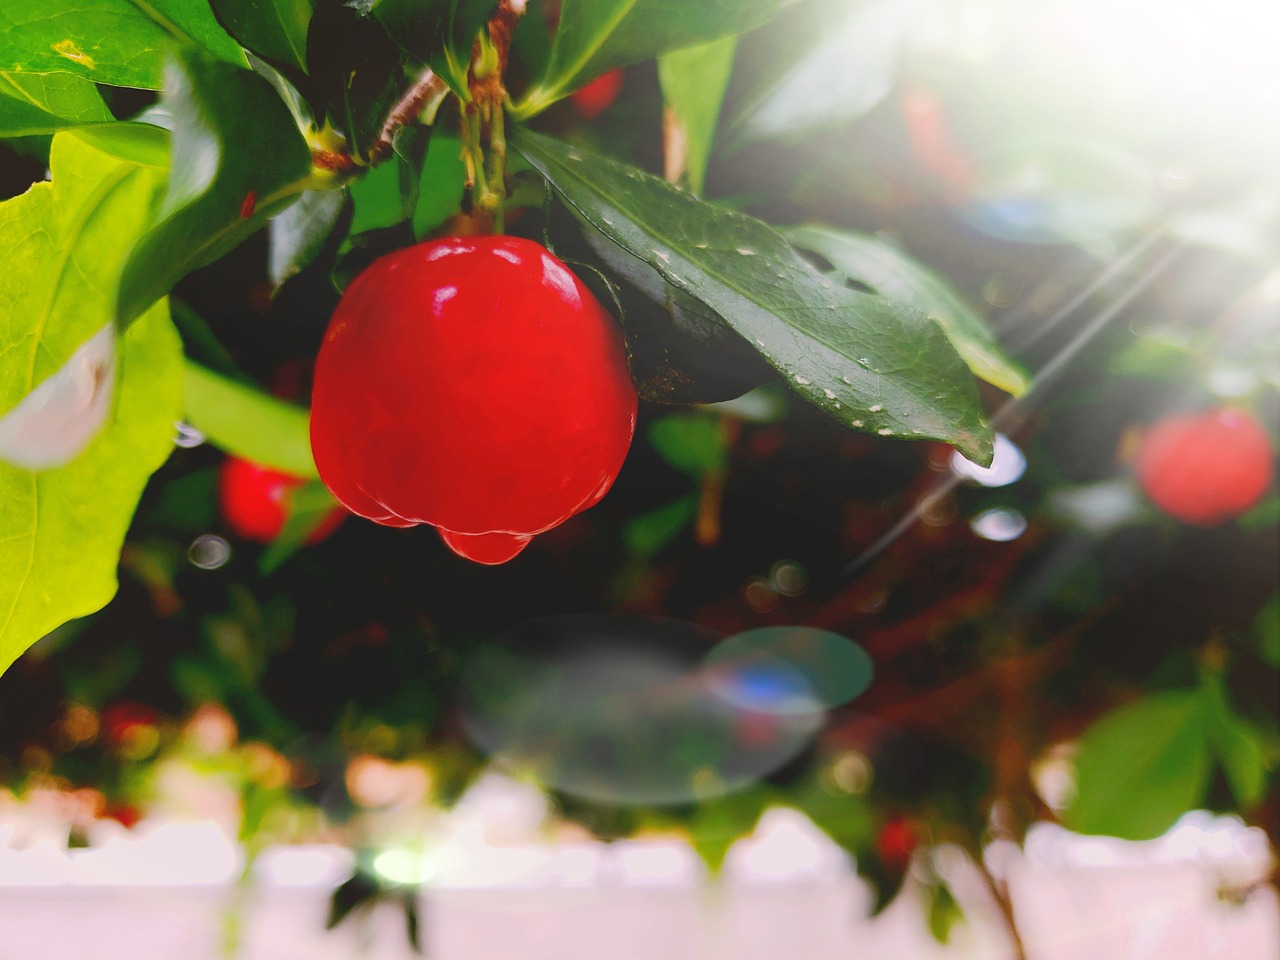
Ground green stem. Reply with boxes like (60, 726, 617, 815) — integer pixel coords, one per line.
(488, 102, 508, 235)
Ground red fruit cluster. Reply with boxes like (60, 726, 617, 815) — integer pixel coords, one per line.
(309, 236, 637, 565)
(1134, 407, 1274, 526)
(219, 457, 346, 544)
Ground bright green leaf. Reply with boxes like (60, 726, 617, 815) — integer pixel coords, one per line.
(1064, 690, 1212, 841)
(0, 0, 247, 89)
(687, 789, 769, 875)
(657, 34, 736, 194)
(118, 48, 315, 326)
(0, 71, 111, 137)
(0, 129, 166, 421)
(786, 224, 1030, 396)
(349, 157, 413, 234)
(0, 302, 182, 676)
(513, 0, 798, 119)
(413, 133, 466, 239)
(515, 129, 994, 462)
(925, 880, 963, 944)
(210, 0, 313, 75)
(183, 360, 318, 479)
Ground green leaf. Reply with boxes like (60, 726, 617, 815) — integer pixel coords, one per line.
(210, 0, 313, 75)
(649, 415, 729, 477)
(349, 156, 413, 234)
(0, 301, 182, 676)
(513, 0, 798, 119)
(730, 0, 916, 144)
(657, 34, 736, 194)
(1251, 593, 1280, 669)
(372, 0, 493, 97)
(0, 71, 112, 137)
(0, 129, 167, 422)
(0, 0, 247, 89)
(623, 494, 697, 557)
(305, 0, 405, 155)
(1063, 690, 1212, 841)
(183, 360, 318, 479)
(413, 133, 466, 239)
(925, 880, 963, 944)
(786, 224, 1030, 397)
(258, 479, 342, 574)
(687, 789, 769, 875)
(117, 47, 315, 326)
(1200, 676, 1268, 810)
(268, 187, 349, 286)
(515, 129, 993, 462)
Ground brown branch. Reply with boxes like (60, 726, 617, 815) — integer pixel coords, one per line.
(367, 67, 450, 164)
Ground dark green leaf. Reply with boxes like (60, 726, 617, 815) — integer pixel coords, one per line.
(372, 0, 493, 96)
(118, 48, 314, 326)
(572, 217, 774, 404)
(306, 0, 405, 155)
(0, 302, 182, 676)
(513, 0, 799, 118)
(0, 71, 112, 137)
(730, 0, 913, 144)
(515, 129, 993, 461)
(786, 224, 1030, 396)
(183, 360, 318, 478)
(268, 187, 349, 286)
(1063, 690, 1212, 841)
(0, 0, 247, 89)
(211, 0, 313, 75)
(1251, 593, 1280, 669)
(657, 35, 736, 194)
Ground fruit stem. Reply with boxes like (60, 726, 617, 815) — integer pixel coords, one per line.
(487, 102, 508, 234)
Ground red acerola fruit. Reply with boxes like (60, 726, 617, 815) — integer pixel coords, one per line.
(876, 816, 919, 869)
(309, 235, 638, 565)
(571, 69, 623, 120)
(218, 457, 347, 544)
(1134, 407, 1274, 526)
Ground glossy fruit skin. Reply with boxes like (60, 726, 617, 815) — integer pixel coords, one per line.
(219, 457, 346, 544)
(310, 235, 638, 564)
(571, 69, 623, 120)
(1135, 408, 1274, 526)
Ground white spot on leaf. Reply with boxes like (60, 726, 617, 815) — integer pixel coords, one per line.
(0, 324, 116, 469)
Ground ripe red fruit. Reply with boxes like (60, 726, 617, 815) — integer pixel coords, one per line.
(571, 69, 623, 120)
(876, 816, 919, 869)
(218, 457, 346, 544)
(1135, 407, 1274, 526)
(310, 235, 638, 565)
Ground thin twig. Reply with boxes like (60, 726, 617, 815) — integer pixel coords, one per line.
(367, 67, 450, 163)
